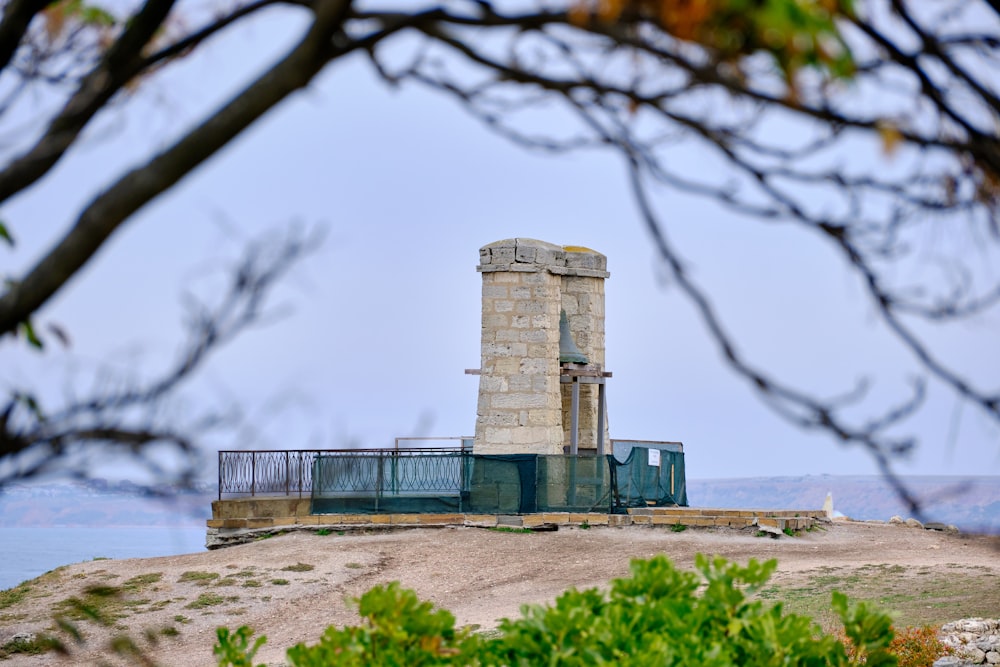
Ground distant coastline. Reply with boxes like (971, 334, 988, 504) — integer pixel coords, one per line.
(687, 475, 1000, 534)
(1, 475, 997, 534)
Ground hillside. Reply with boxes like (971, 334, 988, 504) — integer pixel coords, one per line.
(1, 523, 998, 667)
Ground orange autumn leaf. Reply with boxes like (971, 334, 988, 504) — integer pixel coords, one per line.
(876, 121, 904, 156)
(598, 0, 627, 22)
(42, 1, 68, 41)
(661, 0, 713, 41)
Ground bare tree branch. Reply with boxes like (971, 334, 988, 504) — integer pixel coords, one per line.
(0, 0, 55, 76)
(0, 0, 352, 337)
(0, 0, 179, 204)
(0, 225, 321, 486)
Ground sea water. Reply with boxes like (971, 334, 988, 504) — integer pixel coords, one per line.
(0, 525, 207, 591)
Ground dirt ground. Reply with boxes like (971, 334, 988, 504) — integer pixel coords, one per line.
(2, 521, 998, 666)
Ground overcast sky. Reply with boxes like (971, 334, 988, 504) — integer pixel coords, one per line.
(2, 6, 998, 483)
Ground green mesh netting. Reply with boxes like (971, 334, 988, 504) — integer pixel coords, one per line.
(310, 448, 686, 515)
(609, 445, 688, 508)
(310, 452, 471, 514)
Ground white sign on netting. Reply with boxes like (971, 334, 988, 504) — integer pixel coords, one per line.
(648, 448, 661, 467)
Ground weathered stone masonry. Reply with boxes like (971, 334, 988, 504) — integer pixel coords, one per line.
(474, 238, 610, 455)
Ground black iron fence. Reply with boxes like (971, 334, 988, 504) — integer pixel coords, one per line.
(218, 438, 472, 499)
(312, 451, 470, 497)
(218, 438, 685, 508)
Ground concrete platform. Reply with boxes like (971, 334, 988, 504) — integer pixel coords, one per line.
(208, 497, 827, 545)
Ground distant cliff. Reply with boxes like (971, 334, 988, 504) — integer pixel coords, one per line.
(687, 475, 1000, 534)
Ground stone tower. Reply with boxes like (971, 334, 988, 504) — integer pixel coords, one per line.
(473, 238, 610, 455)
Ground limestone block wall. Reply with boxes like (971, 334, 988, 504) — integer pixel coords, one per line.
(475, 239, 610, 455)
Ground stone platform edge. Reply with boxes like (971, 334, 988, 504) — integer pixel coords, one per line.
(208, 498, 828, 539)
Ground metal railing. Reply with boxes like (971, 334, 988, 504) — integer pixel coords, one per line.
(312, 451, 471, 497)
(217, 438, 682, 501)
(218, 438, 472, 499)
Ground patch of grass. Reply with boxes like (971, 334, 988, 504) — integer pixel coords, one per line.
(0, 634, 57, 659)
(316, 528, 332, 536)
(271, 579, 290, 586)
(670, 523, 688, 533)
(754, 563, 1000, 629)
(184, 593, 228, 609)
(91, 556, 110, 561)
(232, 569, 257, 578)
(579, 521, 590, 530)
(47, 573, 166, 626)
(178, 571, 220, 585)
(242, 580, 262, 588)
(215, 577, 239, 586)
(0, 612, 28, 623)
(783, 527, 796, 537)
(488, 526, 533, 534)
(122, 597, 152, 609)
(345, 562, 364, 570)
(160, 626, 180, 637)
(0, 582, 31, 610)
(281, 563, 315, 573)
(123, 573, 163, 591)
(54, 584, 127, 623)
(173, 615, 191, 624)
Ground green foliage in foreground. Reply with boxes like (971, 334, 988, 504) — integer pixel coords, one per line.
(215, 554, 897, 667)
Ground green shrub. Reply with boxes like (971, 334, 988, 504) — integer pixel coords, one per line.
(890, 626, 951, 667)
(215, 626, 266, 667)
(215, 554, 899, 666)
